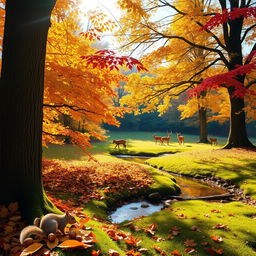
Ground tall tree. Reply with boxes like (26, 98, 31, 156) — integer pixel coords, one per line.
(0, 0, 58, 220)
(0, 0, 147, 221)
(118, 0, 256, 148)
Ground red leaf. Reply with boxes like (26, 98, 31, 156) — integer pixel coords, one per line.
(211, 236, 223, 243)
(213, 224, 230, 230)
(153, 246, 167, 256)
(206, 247, 224, 255)
(171, 249, 182, 256)
(92, 250, 101, 256)
(201, 7, 256, 30)
(185, 248, 197, 254)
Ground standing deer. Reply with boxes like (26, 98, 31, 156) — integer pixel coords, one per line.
(209, 137, 217, 145)
(161, 131, 172, 145)
(153, 135, 163, 144)
(113, 140, 126, 150)
(176, 133, 184, 145)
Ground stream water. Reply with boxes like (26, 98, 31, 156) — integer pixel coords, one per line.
(110, 155, 227, 223)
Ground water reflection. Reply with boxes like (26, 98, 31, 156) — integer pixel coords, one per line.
(115, 155, 227, 198)
(110, 155, 227, 223)
(175, 176, 226, 198)
(109, 201, 163, 223)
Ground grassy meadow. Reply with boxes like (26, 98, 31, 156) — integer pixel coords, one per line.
(40, 131, 256, 256)
(43, 131, 226, 160)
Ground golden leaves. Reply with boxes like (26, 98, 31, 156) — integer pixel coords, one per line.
(57, 239, 87, 249)
(20, 243, 44, 256)
(44, 1, 128, 151)
(0, 202, 25, 256)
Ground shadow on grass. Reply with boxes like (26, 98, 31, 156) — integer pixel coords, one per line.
(122, 201, 256, 256)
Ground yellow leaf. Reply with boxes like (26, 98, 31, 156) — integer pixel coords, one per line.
(58, 239, 85, 249)
(20, 243, 44, 256)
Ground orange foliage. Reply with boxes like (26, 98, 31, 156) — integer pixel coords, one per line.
(0, 0, 131, 152)
(0, 202, 25, 256)
(43, 1, 129, 151)
(42, 159, 153, 205)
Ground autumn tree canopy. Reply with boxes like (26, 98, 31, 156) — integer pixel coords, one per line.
(43, 0, 128, 152)
(117, 0, 256, 148)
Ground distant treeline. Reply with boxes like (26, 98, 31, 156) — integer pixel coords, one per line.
(104, 112, 256, 137)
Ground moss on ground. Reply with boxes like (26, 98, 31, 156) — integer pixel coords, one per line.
(43, 140, 256, 256)
(56, 200, 256, 256)
(118, 200, 256, 256)
(81, 155, 180, 219)
(146, 148, 256, 198)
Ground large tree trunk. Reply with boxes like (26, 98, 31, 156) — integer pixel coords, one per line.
(222, 3, 254, 149)
(0, 0, 59, 222)
(224, 88, 254, 148)
(198, 106, 209, 143)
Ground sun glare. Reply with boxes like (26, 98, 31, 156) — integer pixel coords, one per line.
(79, 0, 120, 18)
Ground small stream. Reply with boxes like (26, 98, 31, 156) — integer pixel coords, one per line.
(110, 154, 227, 223)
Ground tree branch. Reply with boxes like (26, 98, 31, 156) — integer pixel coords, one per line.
(43, 131, 64, 137)
(142, 23, 230, 68)
(241, 23, 256, 43)
(195, 21, 227, 51)
(246, 79, 256, 89)
(43, 104, 99, 115)
(244, 42, 256, 65)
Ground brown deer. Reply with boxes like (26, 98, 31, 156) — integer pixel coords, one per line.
(153, 135, 163, 144)
(161, 131, 172, 145)
(113, 139, 126, 150)
(209, 137, 217, 145)
(176, 133, 184, 145)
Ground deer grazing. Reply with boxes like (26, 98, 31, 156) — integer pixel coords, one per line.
(176, 133, 184, 145)
(113, 139, 126, 150)
(209, 137, 217, 145)
(153, 135, 163, 144)
(161, 131, 172, 145)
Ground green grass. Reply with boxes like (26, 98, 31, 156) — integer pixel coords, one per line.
(80, 155, 180, 219)
(146, 148, 256, 198)
(42, 132, 256, 255)
(56, 200, 256, 256)
(43, 144, 86, 160)
(118, 200, 256, 256)
(106, 131, 229, 144)
(109, 140, 220, 156)
(43, 140, 221, 160)
(51, 156, 181, 256)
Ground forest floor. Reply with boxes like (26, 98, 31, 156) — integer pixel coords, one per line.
(4, 138, 256, 256)
(42, 152, 256, 256)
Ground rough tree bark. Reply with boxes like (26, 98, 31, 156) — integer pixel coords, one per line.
(224, 87, 254, 148)
(223, 5, 254, 148)
(0, 0, 59, 221)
